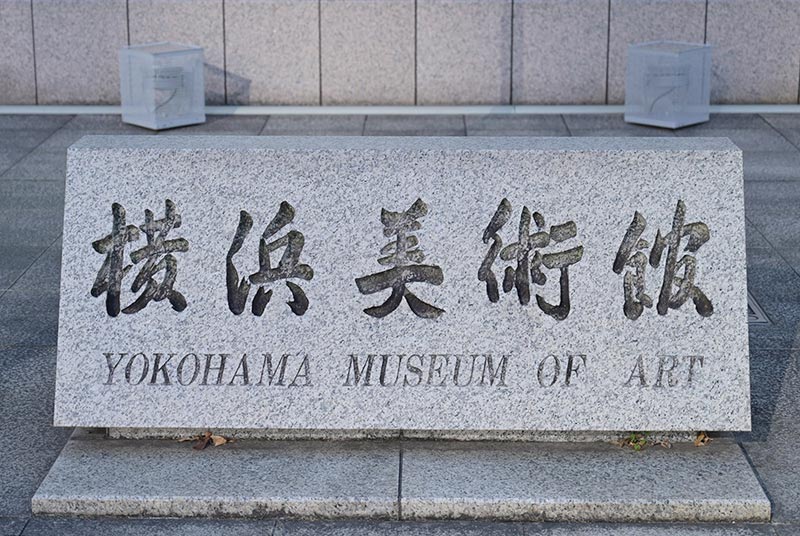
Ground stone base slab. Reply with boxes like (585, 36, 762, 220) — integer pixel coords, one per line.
(401, 440, 769, 523)
(32, 430, 770, 522)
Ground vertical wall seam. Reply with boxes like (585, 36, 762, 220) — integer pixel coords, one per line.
(29, 0, 38, 104)
(509, 0, 514, 105)
(703, 0, 709, 43)
(604, 0, 611, 104)
(125, 0, 131, 45)
(318, 0, 323, 105)
(414, 0, 418, 105)
(222, 0, 228, 104)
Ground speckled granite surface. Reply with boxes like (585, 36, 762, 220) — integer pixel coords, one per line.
(54, 136, 749, 432)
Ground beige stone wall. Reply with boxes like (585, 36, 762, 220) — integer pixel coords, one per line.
(1, 0, 799, 105)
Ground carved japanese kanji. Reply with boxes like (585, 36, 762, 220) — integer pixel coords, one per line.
(91, 199, 189, 316)
(226, 201, 314, 316)
(355, 198, 444, 319)
(613, 200, 713, 320)
(479, 198, 583, 320)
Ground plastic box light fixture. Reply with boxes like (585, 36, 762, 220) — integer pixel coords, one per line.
(624, 41, 712, 129)
(119, 42, 205, 131)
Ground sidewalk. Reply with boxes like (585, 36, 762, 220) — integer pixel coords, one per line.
(1, 112, 798, 535)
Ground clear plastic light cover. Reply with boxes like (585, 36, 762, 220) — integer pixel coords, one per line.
(625, 41, 711, 129)
(120, 42, 205, 131)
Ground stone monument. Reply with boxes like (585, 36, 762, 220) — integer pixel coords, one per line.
(34, 135, 769, 521)
(53, 135, 749, 431)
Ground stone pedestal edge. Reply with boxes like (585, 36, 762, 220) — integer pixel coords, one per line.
(32, 429, 770, 522)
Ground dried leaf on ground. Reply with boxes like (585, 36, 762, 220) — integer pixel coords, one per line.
(193, 431, 213, 450)
(211, 435, 228, 447)
(694, 431, 711, 447)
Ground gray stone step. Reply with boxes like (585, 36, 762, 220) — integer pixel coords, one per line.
(32, 430, 770, 523)
(400, 440, 770, 522)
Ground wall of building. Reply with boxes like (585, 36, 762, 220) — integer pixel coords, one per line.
(1, 0, 799, 106)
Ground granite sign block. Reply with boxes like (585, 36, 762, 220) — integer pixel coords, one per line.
(55, 136, 749, 431)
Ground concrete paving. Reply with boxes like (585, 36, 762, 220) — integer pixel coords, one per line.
(0, 113, 798, 534)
